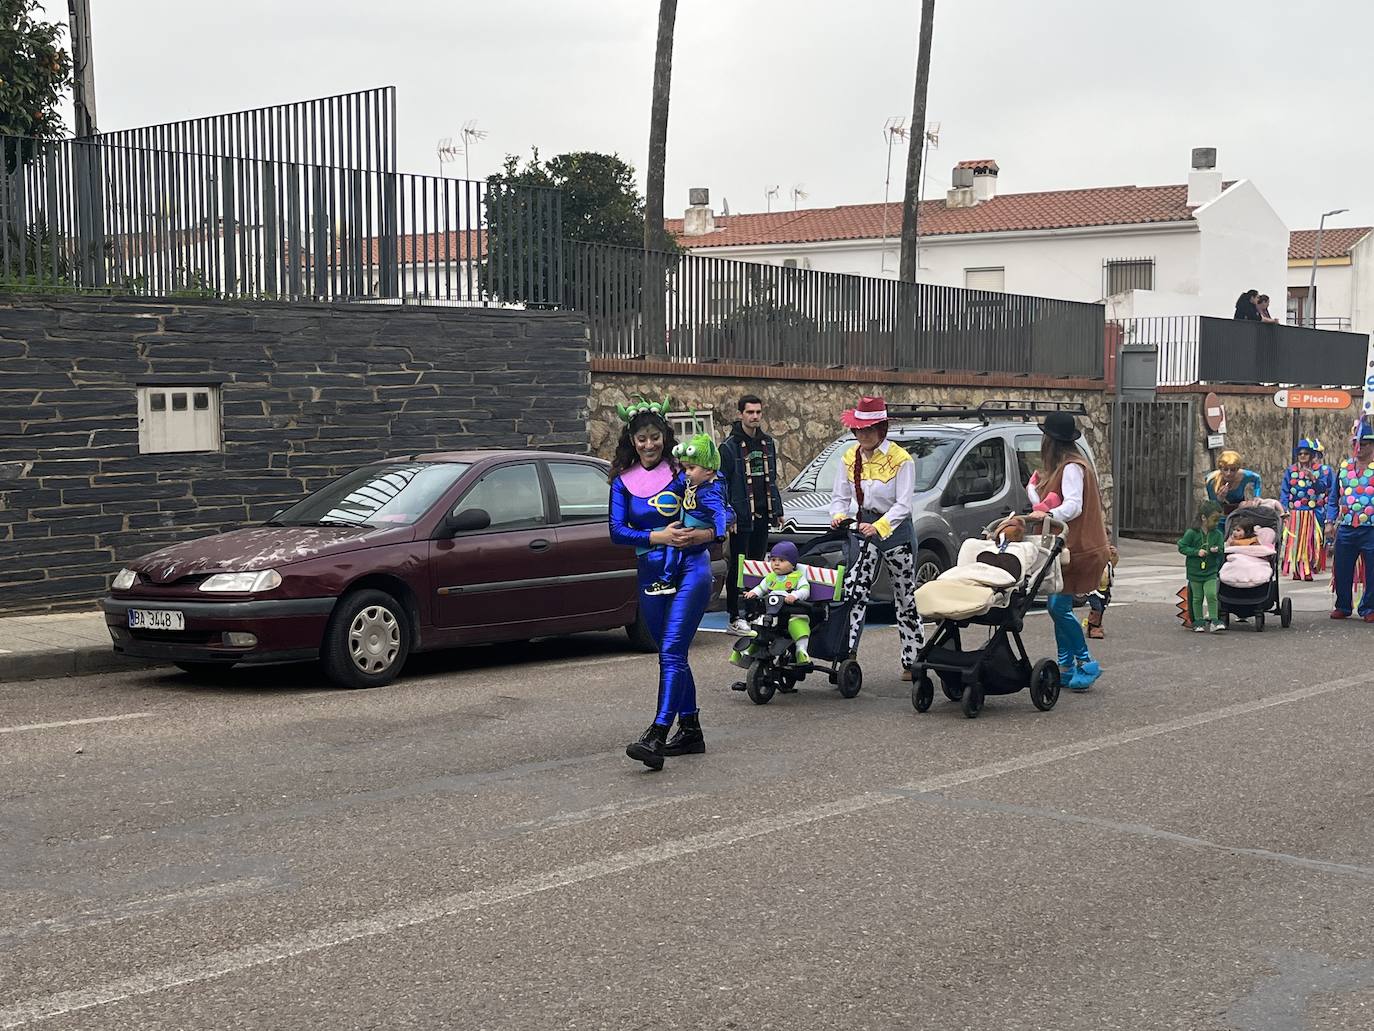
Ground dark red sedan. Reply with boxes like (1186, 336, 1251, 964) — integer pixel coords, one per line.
(103, 451, 721, 688)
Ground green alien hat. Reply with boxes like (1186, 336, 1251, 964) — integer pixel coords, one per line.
(673, 434, 720, 471)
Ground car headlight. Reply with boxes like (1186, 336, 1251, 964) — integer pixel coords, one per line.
(199, 569, 283, 593)
(111, 568, 139, 591)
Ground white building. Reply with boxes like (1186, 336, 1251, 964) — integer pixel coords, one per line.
(667, 151, 1289, 323)
(1286, 226, 1374, 333)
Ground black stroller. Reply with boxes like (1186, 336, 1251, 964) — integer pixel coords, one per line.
(730, 523, 866, 705)
(910, 516, 1069, 719)
(1217, 504, 1292, 631)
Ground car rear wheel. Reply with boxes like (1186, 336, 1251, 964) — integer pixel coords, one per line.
(625, 608, 657, 652)
(321, 589, 411, 689)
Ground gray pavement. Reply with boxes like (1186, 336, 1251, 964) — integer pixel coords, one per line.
(3, 565, 1374, 1030)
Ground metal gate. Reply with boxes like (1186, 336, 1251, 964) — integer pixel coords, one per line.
(1116, 398, 1196, 538)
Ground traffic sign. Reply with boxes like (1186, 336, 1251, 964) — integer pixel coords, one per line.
(1273, 388, 1352, 410)
(1203, 393, 1227, 434)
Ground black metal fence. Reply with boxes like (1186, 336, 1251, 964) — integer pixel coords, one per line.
(0, 134, 562, 306)
(568, 241, 1105, 376)
(94, 87, 397, 171)
(1112, 316, 1367, 386)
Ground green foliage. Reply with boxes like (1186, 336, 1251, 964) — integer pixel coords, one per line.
(0, 0, 72, 144)
(482, 149, 679, 306)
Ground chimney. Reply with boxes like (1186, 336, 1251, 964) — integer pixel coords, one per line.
(1187, 147, 1222, 207)
(946, 160, 998, 207)
(969, 159, 999, 202)
(945, 166, 975, 209)
(682, 187, 715, 237)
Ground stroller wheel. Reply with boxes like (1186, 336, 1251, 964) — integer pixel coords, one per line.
(1253, 611, 1265, 633)
(961, 679, 985, 719)
(836, 659, 863, 699)
(1281, 597, 1293, 629)
(1030, 659, 1061, 712)
(745, 663, 776, 705)
(911, 672, 934, 713)
(938, 671, 964, 702)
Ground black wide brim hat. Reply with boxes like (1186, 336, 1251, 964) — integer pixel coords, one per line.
(1041, 411, 1082, 443)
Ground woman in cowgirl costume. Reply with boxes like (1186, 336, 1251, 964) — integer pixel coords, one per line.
(828, 396, 925, 680)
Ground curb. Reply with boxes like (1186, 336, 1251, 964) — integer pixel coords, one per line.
(0, 647, 166, 685)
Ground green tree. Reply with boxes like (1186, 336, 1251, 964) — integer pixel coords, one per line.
(0, 0, 72, 142)
(483, 149, 677, 306)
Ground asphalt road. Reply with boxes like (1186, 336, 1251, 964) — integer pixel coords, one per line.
(3, 547, 1374, 1030)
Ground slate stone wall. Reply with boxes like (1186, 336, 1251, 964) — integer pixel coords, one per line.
(0, 296, 589, 613)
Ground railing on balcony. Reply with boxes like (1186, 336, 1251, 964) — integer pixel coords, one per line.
(1110, 316, 1368, 387)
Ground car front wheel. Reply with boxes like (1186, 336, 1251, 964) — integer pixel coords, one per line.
(321, 589, 411, 689)
(915, 547, 946, 589)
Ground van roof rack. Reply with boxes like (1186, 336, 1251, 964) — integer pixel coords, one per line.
(884, 399, 1089, 425)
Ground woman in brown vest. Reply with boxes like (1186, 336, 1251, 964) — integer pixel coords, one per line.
(1026, 411, 1111, 691)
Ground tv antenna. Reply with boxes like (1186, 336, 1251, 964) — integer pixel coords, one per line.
(880, 117, 910, 274)
(791, 184, 808, 210)
(764, 184, 780, 212)
(436, 136, 462, 179)
(460, 120, 488, 180)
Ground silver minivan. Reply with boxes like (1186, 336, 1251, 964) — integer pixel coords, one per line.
(774, 402, 1097, 604)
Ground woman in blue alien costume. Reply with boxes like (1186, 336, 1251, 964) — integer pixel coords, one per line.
(608, 397, 720, 770)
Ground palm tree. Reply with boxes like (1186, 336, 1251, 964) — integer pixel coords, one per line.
(643, 0, 678, 356)
(898, 0, 936, 284)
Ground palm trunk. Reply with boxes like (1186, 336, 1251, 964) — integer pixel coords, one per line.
(643, 0, 677, 357)
(898, 0, 935, 285)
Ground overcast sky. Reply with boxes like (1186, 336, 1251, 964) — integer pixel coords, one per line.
(50, 0, 1374, 231)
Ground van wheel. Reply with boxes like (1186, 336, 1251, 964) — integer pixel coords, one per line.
(915, 548, 945, 589)
(321, 589, 410, 689)
(625, 608, 657, 652)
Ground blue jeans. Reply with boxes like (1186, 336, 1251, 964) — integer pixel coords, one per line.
(1047, 593, 1090, 668)
(1333, 525, 1374, 616)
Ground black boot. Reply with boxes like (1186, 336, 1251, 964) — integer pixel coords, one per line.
(663, 712, 706, 756)
(626, 723, 669, 770)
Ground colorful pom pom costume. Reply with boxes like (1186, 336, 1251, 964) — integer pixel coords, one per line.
(1326, 420, 1374, 618)
(1280, 437, 1333, 581)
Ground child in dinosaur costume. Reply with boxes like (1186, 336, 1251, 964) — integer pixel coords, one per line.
(643, 433, 732, 597)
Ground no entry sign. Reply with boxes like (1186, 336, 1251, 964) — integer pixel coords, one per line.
(1273, 388, 1353, 410)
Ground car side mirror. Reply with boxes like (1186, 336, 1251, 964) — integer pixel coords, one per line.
(445, 507, 491, 536)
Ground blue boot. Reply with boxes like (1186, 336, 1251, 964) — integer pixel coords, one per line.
(1067, 662, 1100, 692)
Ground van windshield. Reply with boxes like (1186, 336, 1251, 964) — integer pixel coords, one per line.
(789, 435, 961, 494)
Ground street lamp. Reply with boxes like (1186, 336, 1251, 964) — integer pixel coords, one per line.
(1308, 207, 1348, 327)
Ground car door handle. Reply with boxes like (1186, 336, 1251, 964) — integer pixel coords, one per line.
(529, 538, 552, 552)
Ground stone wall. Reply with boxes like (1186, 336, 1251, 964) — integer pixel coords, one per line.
(590, 358, 1114, 516)
(0, 296, 589, 613)
(1170, 385, 1365, 511)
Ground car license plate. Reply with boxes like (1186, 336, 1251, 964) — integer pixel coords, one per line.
(128, 609, 185, 631)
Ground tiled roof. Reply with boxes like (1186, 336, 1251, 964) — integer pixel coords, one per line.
(666, 182, 1219, 249)
(358, 230, 487, 264)
(1288, 226, 1373, 260)
(956, 159, 999, 173)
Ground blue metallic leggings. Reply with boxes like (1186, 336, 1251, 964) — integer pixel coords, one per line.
(1046, 593, 1091, 669)
(639, 547, 712, 725)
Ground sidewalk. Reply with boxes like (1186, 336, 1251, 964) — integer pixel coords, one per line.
(0, 609, 158, 685)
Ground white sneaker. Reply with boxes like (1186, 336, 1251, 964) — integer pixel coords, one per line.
(1193, 624, 1207, 633)
(1210, 621, 1226, 633)
(726, 618, 754, 637)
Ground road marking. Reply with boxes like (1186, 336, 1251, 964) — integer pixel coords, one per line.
(894, 793, 1374, 882)
(0, 713, 154, 736)
(2, 673, 1369, 1028)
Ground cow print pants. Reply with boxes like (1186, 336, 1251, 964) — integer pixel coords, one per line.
(844, 540, 925, 671)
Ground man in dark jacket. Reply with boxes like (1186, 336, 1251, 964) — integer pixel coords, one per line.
(719, 394, 785, 635)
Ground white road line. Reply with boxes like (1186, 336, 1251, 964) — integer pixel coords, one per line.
(0, 713, 154, 736)
(2, 673, 1369, 1028)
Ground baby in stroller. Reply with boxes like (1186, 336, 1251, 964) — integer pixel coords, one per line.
(1220, 499, 1281, 589)
(729, 541, 813, 667)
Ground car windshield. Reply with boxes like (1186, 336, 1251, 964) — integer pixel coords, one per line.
(270, 462, 471, 528)
(789, 434, 961, 494)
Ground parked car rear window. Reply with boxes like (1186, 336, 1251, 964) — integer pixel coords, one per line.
(790, 434, 960, 494)
(273, 463, 470, 528)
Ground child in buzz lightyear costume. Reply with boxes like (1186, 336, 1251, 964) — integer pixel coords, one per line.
(729, 540, 813, 668)
(643, 434, 732, 597)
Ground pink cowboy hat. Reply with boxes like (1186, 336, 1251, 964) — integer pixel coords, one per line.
(841, 395, 889, 430)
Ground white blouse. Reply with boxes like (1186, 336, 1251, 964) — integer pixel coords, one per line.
(1028, 463, 1084, 522)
